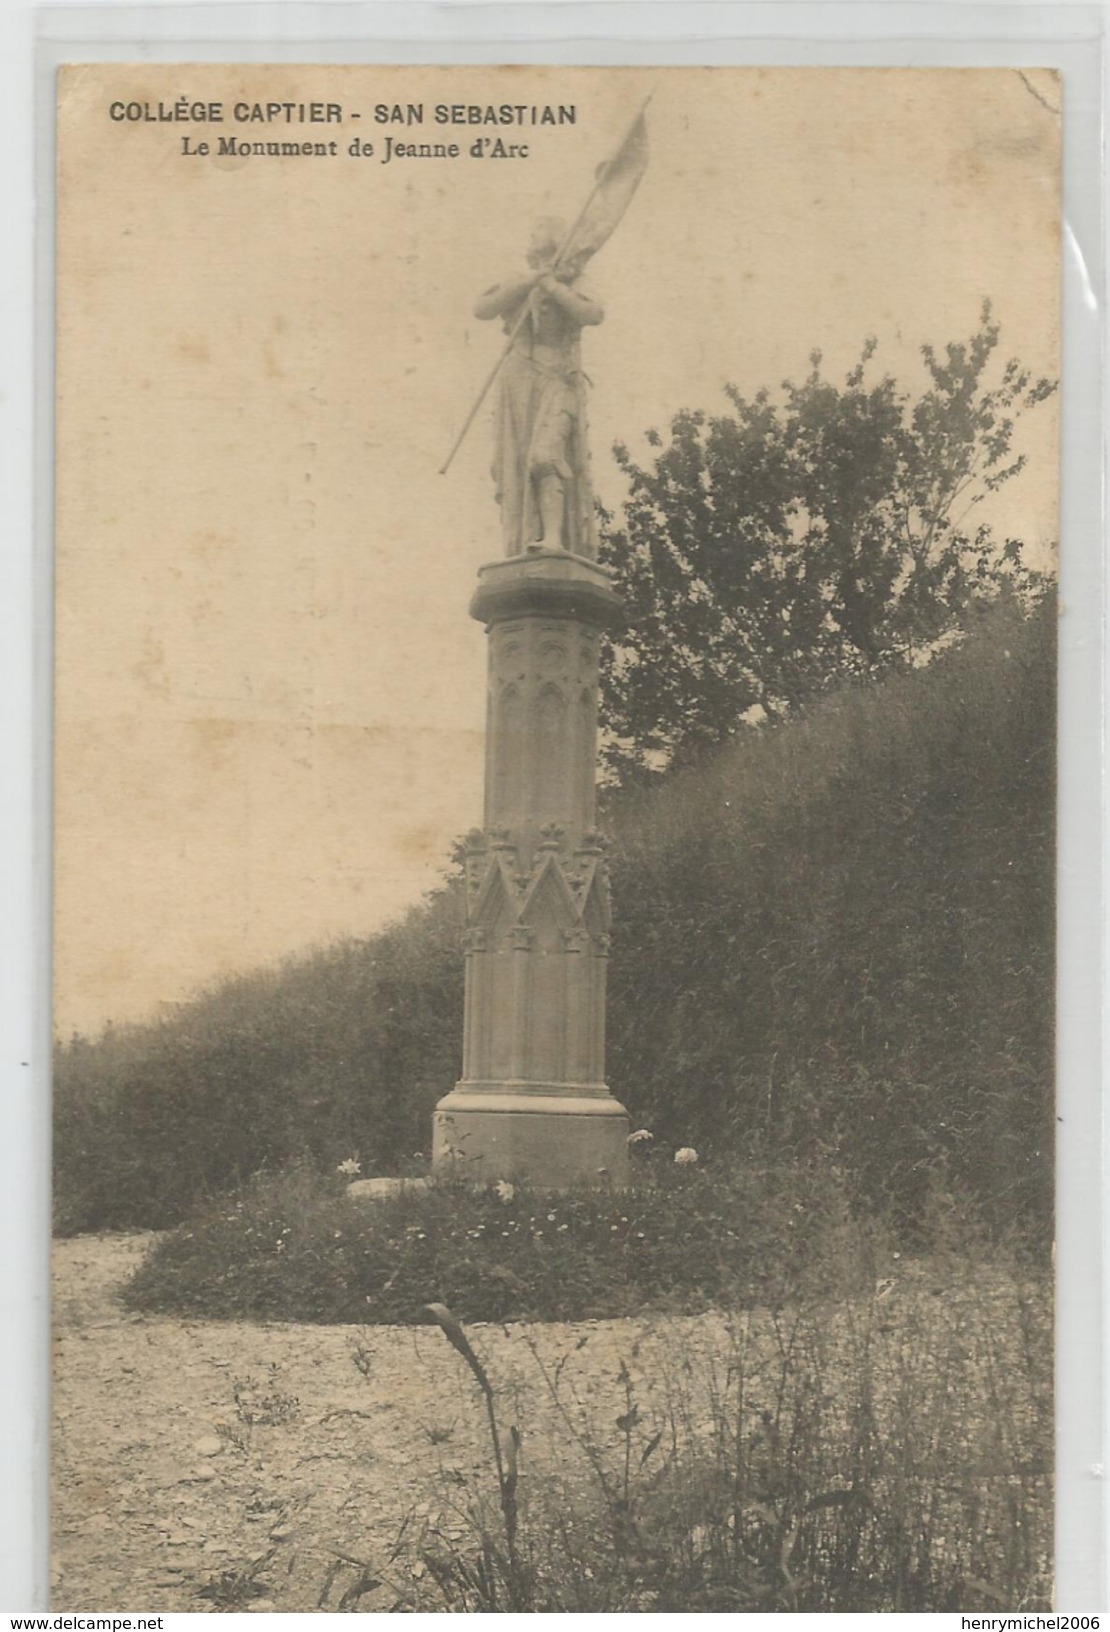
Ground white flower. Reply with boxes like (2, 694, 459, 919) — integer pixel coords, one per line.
(494, 1180, 515, 1204)
(674, 1147, 699, 1166)
(627, 1129, 654, 1145)
(336, 1157, 361, 1176)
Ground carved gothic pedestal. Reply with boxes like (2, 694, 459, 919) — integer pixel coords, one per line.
(432, 549, 630, 1186)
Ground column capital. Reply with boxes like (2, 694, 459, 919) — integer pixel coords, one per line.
(470, 551, 625, 631)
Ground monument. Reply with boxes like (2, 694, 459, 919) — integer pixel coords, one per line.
(432, 105, 649, 1187)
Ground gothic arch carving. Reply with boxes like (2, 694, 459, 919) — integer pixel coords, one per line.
(493, 684, 524, 820)
(535, 683, 567, 815)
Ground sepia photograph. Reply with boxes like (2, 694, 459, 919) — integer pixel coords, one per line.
(52, 63, 1059, 1610)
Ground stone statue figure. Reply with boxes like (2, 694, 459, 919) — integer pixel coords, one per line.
(474, 217, 604, 559)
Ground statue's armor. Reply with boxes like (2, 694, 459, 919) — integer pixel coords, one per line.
(508, 284, 586, 363)
(491, 278, 597, 557)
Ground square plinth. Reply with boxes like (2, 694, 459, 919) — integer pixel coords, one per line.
(432, 1089, 629, 1188)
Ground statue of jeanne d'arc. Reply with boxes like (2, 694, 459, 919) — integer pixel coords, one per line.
(450, 104, 648, 549)
(474, 216, 604, 560)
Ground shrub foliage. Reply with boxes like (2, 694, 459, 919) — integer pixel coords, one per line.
(121, 1158, 874, 1326)
(53, 893, 462, 1233)
(599, 307, 1054, 772)
(604, 592, 1055, 1237)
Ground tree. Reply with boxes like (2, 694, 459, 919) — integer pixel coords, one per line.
(598, 302, 1055, 776)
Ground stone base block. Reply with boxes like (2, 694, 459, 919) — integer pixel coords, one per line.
(433, 1089, 629, 1188)
(346, 1176, 430, 1204)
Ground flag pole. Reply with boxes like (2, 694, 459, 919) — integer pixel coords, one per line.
(438, 93, 652, 477)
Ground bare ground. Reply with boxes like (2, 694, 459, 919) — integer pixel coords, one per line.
(53, 1234, 1051, 1612)
(52, 1233, 733, 1611)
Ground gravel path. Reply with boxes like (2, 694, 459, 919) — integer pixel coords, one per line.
(52, 1235, 1050, 1611)
(51, 1234, 731, 1611)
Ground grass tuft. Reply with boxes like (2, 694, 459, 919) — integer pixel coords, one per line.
(354, 1267, 1051, 1612)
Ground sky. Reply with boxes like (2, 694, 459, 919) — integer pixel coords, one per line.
(54, 63, 1060, 1036)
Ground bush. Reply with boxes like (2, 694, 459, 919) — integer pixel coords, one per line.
(121, 1156, 883, 1326)
(53, 891, 463, 1234)
(604, 593, 1055, 1240)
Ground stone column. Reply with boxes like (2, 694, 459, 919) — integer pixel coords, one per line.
(432, 548, 630, 1186)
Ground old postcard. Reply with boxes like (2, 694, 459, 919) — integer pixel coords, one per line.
(53, 64, 1059, 1610)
